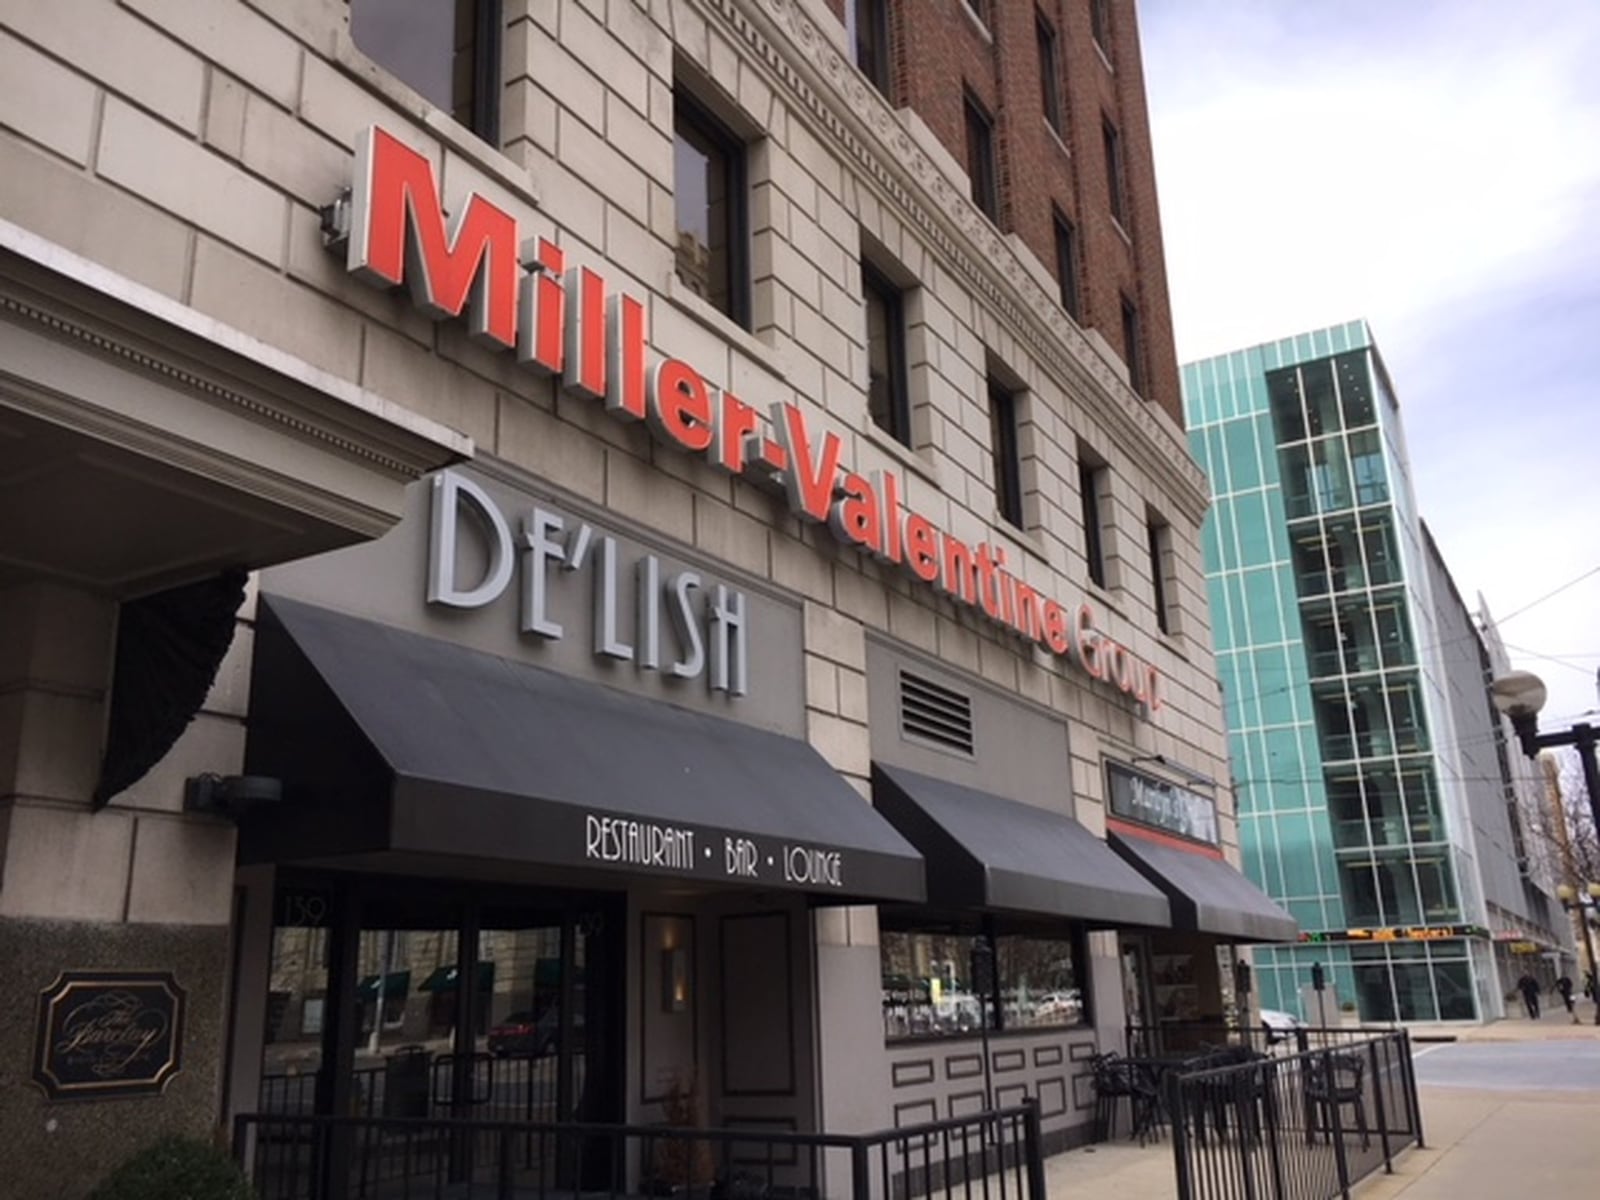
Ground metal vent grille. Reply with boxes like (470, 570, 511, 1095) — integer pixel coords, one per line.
(899, 670, 974, 756)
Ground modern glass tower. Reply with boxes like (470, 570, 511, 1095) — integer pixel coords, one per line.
(1183, 321, 1493, 1023)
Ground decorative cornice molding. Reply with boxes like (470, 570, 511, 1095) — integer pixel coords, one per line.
(701, 0, 1210, 521)
(0, 293, 419, 480)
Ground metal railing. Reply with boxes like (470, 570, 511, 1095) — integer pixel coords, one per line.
(234, 1099, 1045, 1200)
(1125, 1022, 1398, 1060)
(1164, 1030, 1421, 1200)
(260, 1052, 564, 1122)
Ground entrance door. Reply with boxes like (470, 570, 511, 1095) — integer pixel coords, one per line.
(253, 876, 622, 1197)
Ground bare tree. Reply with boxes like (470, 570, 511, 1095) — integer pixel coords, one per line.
(1557, 749, 1600, 884)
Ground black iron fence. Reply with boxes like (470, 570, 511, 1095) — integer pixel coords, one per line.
(1164, 1030, 1421, 1200)
(260, 1052, 564, 1123)
(1125, 1022, 1394, 1060)
(235, 1100, 1045, 1200)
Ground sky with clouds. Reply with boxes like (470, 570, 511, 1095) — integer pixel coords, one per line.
(1139, 0, 1600, 736)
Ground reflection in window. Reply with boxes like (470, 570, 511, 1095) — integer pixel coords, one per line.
(674, 92, 746, 325)
(350, 0, 498, 141)
(880, 927, 1085, 1040)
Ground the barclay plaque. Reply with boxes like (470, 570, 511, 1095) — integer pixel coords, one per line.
(32, 971, 185, 1101)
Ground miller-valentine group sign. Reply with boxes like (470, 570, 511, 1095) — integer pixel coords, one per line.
(334, 125, 1164, 713)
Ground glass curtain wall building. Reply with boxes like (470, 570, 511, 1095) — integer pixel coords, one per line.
(1184, 321, 1491, 1023)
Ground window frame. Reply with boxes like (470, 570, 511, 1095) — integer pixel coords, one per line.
(1102, 116, 1128, 228)
(1036, 11, 1063, 135)
(988, 376, 1024, 529)
(348, 0, 502, 143)
(879, 916, 1091, 1043)
(849, 0, 892, 98)
(1120, 293, 1145, 396)
(964, 90, 1000, 223)
(1053, 209, 1081, 320)
(1090, 0, 1111, 60)
(672, 87, 751, 329)
(863, 260, 912, 447)
(1079, 453, 1107, 589)
(1147, 516, 1171, 635)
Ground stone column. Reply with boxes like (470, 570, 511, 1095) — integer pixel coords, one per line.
(0, 580, 243, 1198)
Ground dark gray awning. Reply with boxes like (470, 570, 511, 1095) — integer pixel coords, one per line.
(1109, 832, 1298, 943)
(241, 596, 924, 903)
(871, 764, 1170, 927)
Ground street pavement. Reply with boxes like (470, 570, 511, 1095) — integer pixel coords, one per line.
(1041, 1007, 1600, 1198)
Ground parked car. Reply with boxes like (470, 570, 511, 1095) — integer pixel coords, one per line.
(1259, 1008, 1306, 1045)
(487, 1006, 585, 1056)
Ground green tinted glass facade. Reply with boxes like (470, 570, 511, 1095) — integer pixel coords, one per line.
(1185, 322, 1487, 1023)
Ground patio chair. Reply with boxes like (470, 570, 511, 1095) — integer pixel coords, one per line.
(1304, 1051, 1370, 1150)
(1090, 1053, 1163, 1145)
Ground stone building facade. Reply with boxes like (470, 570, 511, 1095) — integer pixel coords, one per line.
(0, 1, 1285, 1195)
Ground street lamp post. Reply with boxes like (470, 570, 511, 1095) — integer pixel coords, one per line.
(1555, 883, 1600, 1022)
(1491, 670, 1600, 1025)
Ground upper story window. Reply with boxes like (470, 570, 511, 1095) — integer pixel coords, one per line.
(1037, 12, 1063, 136)
(964, 91, 999, 223)
(848, 0, 892, 97)
(1053, 210, 1081, 320)
(1121, 294, 1145, 396)
(350, 0, 501, 142)
(674, 89, 749, 327)
(1147, 515, 1172, 634)
(863, 261, 911, 446)
(1079, 450, 1107, 588)
(1090, 0, 1112, 61)
(1102, 117, 1127, 228)
(988, 376, 1024, 528)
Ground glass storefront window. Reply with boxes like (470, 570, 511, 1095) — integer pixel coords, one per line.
(996, 935, 1084, 1029)
(880, 926, 1086, 1040)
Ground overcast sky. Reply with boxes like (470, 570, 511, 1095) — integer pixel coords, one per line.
(1139, 0, 1600, 739)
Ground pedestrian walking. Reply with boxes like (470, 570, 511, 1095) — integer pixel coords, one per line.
(1555, 975, 1578, 1022)
(1515, 972, 1542, 1019)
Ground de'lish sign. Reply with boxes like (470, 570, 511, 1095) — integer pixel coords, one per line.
(336, 126, 1163, 712)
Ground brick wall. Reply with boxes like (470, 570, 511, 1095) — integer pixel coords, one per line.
(832, 0, 1181, 424)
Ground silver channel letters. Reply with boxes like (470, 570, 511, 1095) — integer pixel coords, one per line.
(427, 471, 750, 695)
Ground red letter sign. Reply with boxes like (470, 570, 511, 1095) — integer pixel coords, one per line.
(348, 126, 519, 350)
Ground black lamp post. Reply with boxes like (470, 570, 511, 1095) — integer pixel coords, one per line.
(1490, 670, 1600, 1024)
(1555, 883, 1600, 1023)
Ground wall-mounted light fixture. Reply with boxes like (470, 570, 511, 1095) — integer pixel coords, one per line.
(662, 948, 689, 1013)
(184, 773, 283, 816)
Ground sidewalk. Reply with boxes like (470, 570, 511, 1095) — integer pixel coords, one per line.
(1044, 1087, 1600, 1200)
(1404, 997, 1600, 1043)
(1040, 1009, 1600, 1198)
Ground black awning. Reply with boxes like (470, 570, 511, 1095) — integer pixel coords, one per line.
(1109, 831, 1298, 943)
(242, 596, 925, 904)
(871, 764, 1170, 927)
